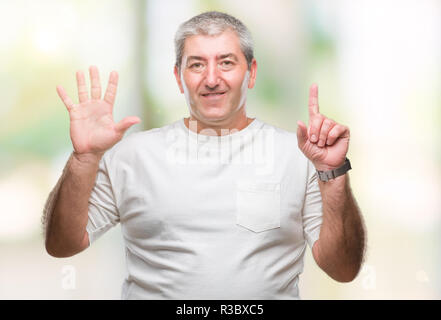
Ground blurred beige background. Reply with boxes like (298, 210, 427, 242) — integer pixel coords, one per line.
(0, 0, 440, 299)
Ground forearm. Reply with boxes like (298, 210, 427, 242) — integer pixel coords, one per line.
(314, 173, 366, 282)
(44, 152, 102, 257)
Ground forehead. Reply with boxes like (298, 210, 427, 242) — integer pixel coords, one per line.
(182, 29, 244, 59)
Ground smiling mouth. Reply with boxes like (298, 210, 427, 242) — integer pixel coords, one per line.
(201, 92, 226, 97)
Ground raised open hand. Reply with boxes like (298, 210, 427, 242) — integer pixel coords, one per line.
(296, 84, 350, 171)
(56, 66, 141, 159)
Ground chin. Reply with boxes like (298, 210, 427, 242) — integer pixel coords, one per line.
(196, 107, 231, 123)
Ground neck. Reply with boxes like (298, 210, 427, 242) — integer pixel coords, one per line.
(184, 110, 253, 136)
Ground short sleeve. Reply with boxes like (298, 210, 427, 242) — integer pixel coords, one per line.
(302, 160, 323, 249)
(86, 154, 119, 245)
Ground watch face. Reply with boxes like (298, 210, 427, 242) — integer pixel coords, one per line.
(317, 160, 348, 181)
(317, 160, 351, 181)
(317, 171, 328, 182)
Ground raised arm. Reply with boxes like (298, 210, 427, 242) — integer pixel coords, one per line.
(43, 66, 140, 258)
(296, 84, 366, 282)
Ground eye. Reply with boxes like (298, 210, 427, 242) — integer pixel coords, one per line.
(220, 60, 235, 70)
(190, 63, 204, 70)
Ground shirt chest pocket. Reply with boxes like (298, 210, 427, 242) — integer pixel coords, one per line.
(235, 180, 281, 233)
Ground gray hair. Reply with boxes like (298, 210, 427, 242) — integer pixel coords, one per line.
(174, 11, 254, 73)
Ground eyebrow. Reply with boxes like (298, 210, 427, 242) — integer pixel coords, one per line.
(186, 53, 239, 63)
(218, 53, 238, 61)
(187, 56, 205, 62)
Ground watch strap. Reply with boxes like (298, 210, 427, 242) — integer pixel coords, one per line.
(317, 158, 351, 182)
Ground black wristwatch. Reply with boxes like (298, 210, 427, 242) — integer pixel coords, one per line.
(316, 158, 352, 182)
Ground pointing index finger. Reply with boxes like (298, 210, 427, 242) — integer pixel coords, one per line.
(308, 83, 319, 117)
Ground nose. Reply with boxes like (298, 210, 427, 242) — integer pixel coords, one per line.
(204, 63, 221, 89)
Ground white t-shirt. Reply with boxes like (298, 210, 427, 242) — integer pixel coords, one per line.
(86, 117, 323, 299)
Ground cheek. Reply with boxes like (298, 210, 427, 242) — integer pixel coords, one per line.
(182, 74, 201, 93)
(224, 71, 248, 91)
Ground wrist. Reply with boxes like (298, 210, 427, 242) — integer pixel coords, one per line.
(315, 164, 339, 171)
(316, 158, 351, 182)
(314, 161, 345, 172)
(72, 151, 104, 165)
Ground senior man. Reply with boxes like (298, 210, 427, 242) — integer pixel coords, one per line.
(44, 11, 366, 299)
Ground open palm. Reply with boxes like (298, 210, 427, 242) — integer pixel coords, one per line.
(56, 66, 140, 156)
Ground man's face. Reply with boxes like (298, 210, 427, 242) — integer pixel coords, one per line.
(174, 29, 257, 124)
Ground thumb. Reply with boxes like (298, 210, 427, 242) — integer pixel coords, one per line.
(296, 120, 308, 148)
(115, 116, 141, 135)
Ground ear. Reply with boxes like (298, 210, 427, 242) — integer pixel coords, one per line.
(247, 58, 257, 89)
(174, 65, 184, 94)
